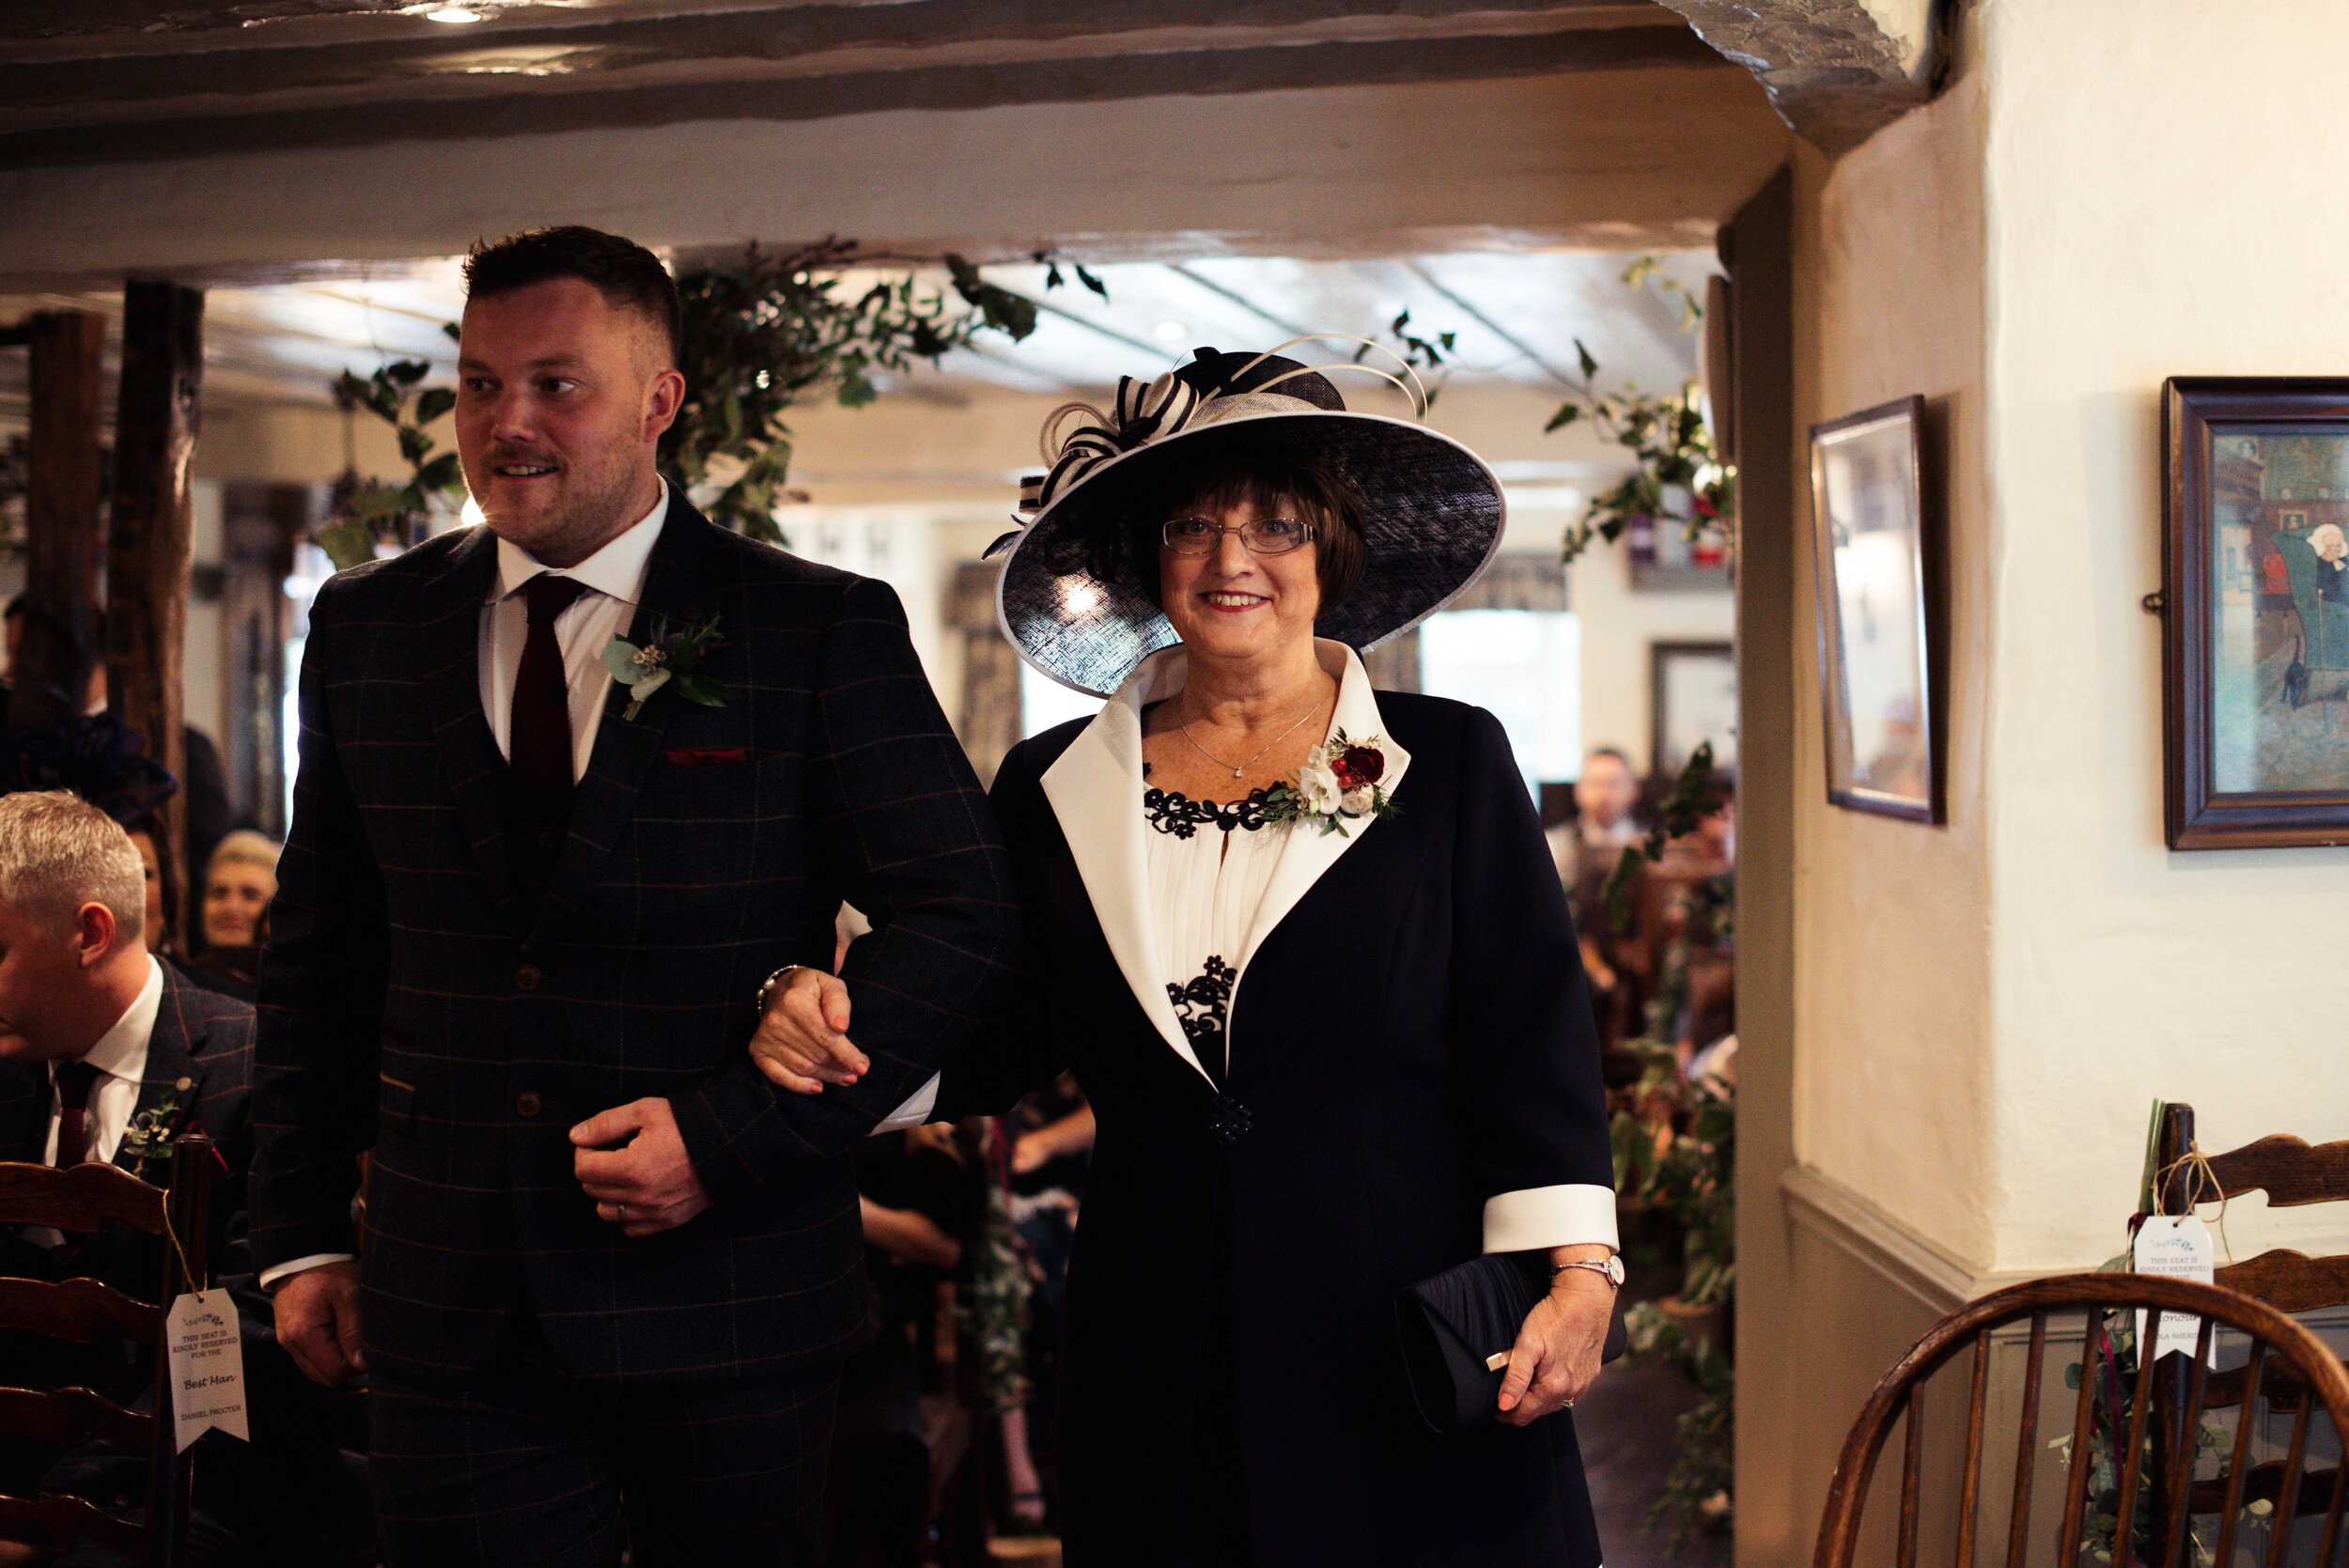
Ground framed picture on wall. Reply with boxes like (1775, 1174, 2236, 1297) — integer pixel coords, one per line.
(2161, 378, 2349, 849)
(1650, 641, 1736, 781)
(1808, 396, 1941, 823)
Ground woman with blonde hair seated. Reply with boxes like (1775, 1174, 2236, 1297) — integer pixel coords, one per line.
(192, 828, 280, 1001)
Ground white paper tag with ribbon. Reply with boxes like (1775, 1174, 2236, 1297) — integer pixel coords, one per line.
(165, 1291, 249, 1452)
(2132, 1215, 2217, 1366)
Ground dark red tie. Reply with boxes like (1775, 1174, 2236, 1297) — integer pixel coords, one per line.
(53, 1060, 101, 1168)
(510, 575, 589, 808)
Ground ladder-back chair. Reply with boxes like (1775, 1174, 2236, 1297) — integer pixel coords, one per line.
(2155, 1105, 2349, 1519)
(0, 1131, 213, 1568)
(1814, 1274, 2349, 1568)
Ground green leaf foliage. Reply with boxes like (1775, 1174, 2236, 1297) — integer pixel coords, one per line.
(661, 240, 1059, 540)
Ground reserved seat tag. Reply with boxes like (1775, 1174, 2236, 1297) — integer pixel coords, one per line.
(2132, 1215, 2217, 1366)
(165, 1291, 250, 1452)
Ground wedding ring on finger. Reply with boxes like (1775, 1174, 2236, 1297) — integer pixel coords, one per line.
(615, 1203, 629, 1221)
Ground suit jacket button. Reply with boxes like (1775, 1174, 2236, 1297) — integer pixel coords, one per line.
(514, 965, 542, 991)
(515, 1092, 542, 1118)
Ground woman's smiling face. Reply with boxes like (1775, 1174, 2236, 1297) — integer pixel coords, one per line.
(1157, 492, 1323, 670)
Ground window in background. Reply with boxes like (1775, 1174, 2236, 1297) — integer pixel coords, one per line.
(1022, 661, 1105, 738)
(1416, 609, 1582, 794)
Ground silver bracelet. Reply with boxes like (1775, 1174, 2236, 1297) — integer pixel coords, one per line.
(1548, 1254, 1626, 1290)
(754, 965, 804, 1016)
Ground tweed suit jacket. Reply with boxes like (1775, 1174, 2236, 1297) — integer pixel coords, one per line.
(0, 963, 255, 1357)
(248, 494, 1018, 1386)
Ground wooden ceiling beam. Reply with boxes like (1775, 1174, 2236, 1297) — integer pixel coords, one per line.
(0, 23, 1720, 167)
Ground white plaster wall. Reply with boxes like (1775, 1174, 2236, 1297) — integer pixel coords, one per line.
(1790, 54, 1996, 1266)
(1980, 0, 2349, 1272)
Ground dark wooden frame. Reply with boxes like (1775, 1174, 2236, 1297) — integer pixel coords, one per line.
(1649, 639, 1735, 780)
(1808, 395, 1942, 824)
(2161, 378, 2349, 849)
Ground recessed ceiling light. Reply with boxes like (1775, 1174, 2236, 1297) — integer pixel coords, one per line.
(425, 6, 486, 22)
(1152, 320, 1187, 342)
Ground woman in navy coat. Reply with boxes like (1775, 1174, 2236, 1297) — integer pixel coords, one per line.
(755, 345, 1621, 1567)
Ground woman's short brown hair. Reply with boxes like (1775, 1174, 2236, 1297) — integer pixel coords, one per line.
(1118, 440, 1369, 616)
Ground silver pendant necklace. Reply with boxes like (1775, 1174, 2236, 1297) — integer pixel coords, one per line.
(1176, 685, 1330, 780)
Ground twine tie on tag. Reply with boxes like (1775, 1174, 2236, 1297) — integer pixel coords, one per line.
(2153, 1141, 2232, 1265)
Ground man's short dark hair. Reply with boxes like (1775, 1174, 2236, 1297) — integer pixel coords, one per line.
(464, 226, 681, 366)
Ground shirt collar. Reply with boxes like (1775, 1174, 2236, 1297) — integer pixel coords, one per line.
(490, 478, 668, 607)
(71, 955, 163, 1087)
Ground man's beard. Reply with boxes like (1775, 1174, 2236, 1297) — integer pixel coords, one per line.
(474, 446, 649, 563)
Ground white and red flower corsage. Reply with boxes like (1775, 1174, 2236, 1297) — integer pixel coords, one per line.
(1263, 730, 1400, 837)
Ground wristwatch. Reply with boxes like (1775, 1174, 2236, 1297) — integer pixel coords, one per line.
(1549, 1254, 1626, 1290)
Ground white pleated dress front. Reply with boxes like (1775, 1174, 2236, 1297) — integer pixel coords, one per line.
(1141, 775, 1291, 1087)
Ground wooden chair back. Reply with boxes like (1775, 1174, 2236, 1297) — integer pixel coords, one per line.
(0, 1133, 214, 1568)
(2156, 1104, 2349, 1314)
(1814, 1274, 2349, 1568)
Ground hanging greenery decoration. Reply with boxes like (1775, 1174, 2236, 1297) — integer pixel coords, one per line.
(664, 240, 1073, 544)
(319, 336, 466, 571)
(1548, 257, 1735, 565)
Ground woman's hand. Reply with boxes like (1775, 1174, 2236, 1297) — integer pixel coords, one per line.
(1496, 1265, 1613, 1426)
(749, 968, 869, 1094)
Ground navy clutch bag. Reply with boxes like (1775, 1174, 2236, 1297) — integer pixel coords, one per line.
(1393, 1254, 1627, 1434)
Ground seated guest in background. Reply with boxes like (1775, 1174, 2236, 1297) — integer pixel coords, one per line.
(995, 1077, 1094, 1533)
(120, 815, 179, 963)
(0, 793, 368, 1566)
(1, 600, 238, 879)
(0, 792, 254, 1548)
(1548, 747, 1646, 1048)
(188, 831, 280, 1001)
(826, 1123, 986, 1568)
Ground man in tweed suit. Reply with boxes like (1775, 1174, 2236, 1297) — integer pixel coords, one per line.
(249, 227, 1017, 1565)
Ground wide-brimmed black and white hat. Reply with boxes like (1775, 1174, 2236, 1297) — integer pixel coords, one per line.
(990, 337, 1506, 695)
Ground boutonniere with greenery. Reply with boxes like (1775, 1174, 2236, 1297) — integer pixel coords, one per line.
(600, 611, 734, 722)
(1263, 731, 1400, 837)
(118, 1077, 194, 1175)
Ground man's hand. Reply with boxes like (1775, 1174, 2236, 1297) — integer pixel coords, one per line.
(274, 1259, 365, 1387)
(748, 968, 867, 1094)
(570, 1097, 715, 1237)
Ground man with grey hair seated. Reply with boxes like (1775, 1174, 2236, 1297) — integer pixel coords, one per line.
(0, 791, 266, 1560)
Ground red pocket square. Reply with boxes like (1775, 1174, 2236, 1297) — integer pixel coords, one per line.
(663, 747, 751, 768)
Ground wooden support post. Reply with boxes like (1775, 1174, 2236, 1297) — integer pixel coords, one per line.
(106, 281, 204, 900)
(18, 310, 107, 733)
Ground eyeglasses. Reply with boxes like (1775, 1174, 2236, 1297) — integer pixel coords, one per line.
(1161, 516, 1315, 556)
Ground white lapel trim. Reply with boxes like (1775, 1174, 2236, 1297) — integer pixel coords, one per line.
(1040, 648, 1210, 1083)
(1235, 640, 1411, 972)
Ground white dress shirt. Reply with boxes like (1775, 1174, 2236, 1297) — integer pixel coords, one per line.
(42, 956, 163, 1167)
(477, 481, 669, 777)
(264, 487, 671, 1292)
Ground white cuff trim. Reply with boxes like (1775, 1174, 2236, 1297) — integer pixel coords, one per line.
(871, 1074, 940, 1134)
(258, 1252, 354, 1292)
(1481, 1184, 1620, 1255)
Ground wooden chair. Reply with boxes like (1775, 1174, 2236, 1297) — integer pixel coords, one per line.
(0, 1133, 214, 1568)
(2154, 1105, 2349, 1519)
(1814, 1274, 2349, 1568)
(2155, 1104, 2349, 1317)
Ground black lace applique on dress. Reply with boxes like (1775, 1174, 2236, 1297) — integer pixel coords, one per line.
(1168, 955, 1236, 1083)
(1143, 787, 1271, 839)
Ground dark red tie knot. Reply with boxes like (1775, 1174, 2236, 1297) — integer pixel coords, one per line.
(524, 574, 588, 629)
(54, 1059, 101, 1111)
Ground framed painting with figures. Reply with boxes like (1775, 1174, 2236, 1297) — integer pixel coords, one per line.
(2162, 378, 2349, 848)
(1809, 396, 1941, 823)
